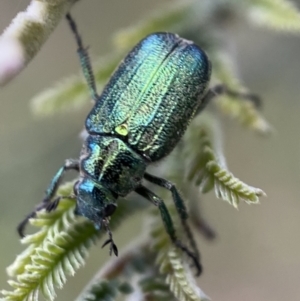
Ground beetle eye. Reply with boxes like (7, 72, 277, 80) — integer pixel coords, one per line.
(104, 204, 117, 217)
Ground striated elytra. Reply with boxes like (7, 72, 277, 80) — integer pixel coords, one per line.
(18, 14, 212, 276)
(86, 32, 211, 161)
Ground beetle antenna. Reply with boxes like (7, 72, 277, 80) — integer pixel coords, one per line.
(65, 13, 99, 102)
(101, 219, 118, 256)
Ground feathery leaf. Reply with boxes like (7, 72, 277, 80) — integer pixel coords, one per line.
(1, 182, 146, 301)
(113, 0, 193, 51)
(82, 280, 118, 301)
(214, 94, 272, 135)
(150, 207, 209, 301)
(184, 113, 266, 207)
(31, 53, 122, 115)
(247, 0, 300, 32)
(211, 51, 272, 134)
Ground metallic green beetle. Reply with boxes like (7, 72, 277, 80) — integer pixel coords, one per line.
(18, 14, 214, 276)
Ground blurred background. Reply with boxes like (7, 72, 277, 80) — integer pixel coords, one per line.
(1, 0, 300, 300)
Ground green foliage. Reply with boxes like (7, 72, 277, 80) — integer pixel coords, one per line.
(1, 183, 146, 301)
(210, 51, 272, 134)
(184, 113, 266, 208)
(113, 0, 192, 50)
(31, 53, 123, 115)
(150, 207, 209, 301)
(80, 280, 119, 301)
(246, 0, 300, 31)
(1, 0, 299, 300)
(76, 203, 210, 301)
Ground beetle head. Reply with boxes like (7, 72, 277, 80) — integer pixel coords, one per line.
(74, 178, 117, 229)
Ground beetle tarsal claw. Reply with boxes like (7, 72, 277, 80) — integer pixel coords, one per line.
(46, 198, 59, 212)
(101, 220, 118, 256)
(101, 239, 118, 256)
(175, 240, 202, 276)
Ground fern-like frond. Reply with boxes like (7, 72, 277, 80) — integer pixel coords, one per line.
(247, 0, 300, 32)
(113, 0, 193, 51)
(214, 95, 272, 135)
(184, 113, 266, 207)
(81, 280, 118, 301)
(165, 248, 209, 301)
(150, 207, 209, 301)
(151, 209, 207, 301)
(207, 161, 266, 208)
(138, 275, 176, 301)
(75, 241, 156, 301)
(30, 75, 88, 116)
(7, 182, 76, 277)
(31, 53, 122, 116)
(2, 199, 97, 301)
(1, 182, 146, 301)
(211, 51, 272, 134)
(211, 51, 243, 91)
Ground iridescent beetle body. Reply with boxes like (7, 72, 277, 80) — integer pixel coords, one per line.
(79, 32, 211, 202)
(86, 33, 210, 161)
(18, 16, 212, 276)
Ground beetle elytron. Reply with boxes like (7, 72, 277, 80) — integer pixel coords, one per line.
(17, 13, 217, 276)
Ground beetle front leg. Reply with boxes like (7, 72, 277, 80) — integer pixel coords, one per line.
(17, 159, 79, 237)
(135, 185, 202, 276)
(144, 172, 200, 261)
(43, 159, 79, 203)
(66, 13, 99, 102)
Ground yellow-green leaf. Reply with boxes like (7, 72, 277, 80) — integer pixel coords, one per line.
(247, 0, 300, 31)
(31, 53, 122, 116)
(113, 0, 193, 51)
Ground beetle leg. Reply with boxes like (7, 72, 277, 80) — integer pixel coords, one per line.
(17, 195, 75, 237)
(66, 13, 99, 102)
(144, 173, 200, 262)
(135, 185, 202, 276)
(196, 84, 262, 116)
(17, 159, 79, 237)
(45, 195, 76, 213)
(17, 211, 38, 238)
(43, 159, 79, 204)
(17, 195, 76, 238)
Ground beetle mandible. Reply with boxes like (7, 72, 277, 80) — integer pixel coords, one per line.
(17, 13, 220, 276)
